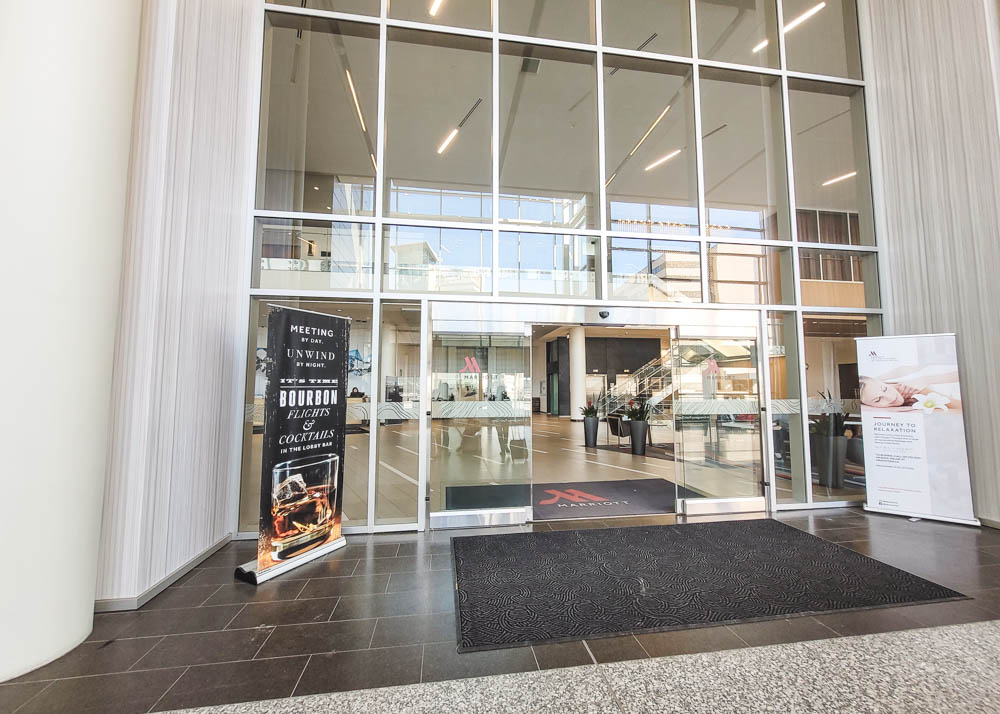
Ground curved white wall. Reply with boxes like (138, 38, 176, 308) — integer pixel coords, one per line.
(0, 1, 140, 682)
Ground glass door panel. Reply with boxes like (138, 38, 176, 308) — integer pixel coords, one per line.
(430, 332, 532, 515)
(374, 302, 423, 526)
(673, 337, 764, 500)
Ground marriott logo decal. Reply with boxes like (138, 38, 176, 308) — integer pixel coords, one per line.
(538, 489, 629, 508)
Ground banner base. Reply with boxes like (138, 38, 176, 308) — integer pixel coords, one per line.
(234, 536, 347, 585)
(863, 504, 981, 527)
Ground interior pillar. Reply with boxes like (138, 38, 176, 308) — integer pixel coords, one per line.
(569, 326, 587, 421)
(0, 0, 140, 681)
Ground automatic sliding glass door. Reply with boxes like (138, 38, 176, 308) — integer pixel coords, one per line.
(429, 328, 532, 528)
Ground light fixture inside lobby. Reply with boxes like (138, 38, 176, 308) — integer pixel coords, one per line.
(644, 149, 682, 172)
(345, 69, 366, 132)
(436, 98, 482, 155)
(752, 1, 827, 53)
(429, 0, 444, 16)
(629, 105, 671, 157)
(822, 170, 857, 186)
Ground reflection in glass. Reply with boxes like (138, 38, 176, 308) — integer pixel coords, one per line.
(695, 0, 779, 68)
(252, 218, 373, 291)
(383, 225, 491, 293)
(802, 313, 881, 502)
(708, 243, 793, 305)
(239, 299, 374, 531)
(673, 338, 763, 499)
(499, 42, 599, 230)
(603, 56, 697, 236)
(609, 237, 700, 302)
(389, 0, 491, 30)
(270, 0, 379, 14)
(700, 68, 789, 241)
(375, 303, 422, 526)
(766, 312, 807, 504)
(499, 0, 596, 44)
(499, 232, 597, 297)
(385, 30, 492, 223)
(789, 80, 874, 245)
(430, 333, 531, 513)
(798, 247, 878, 308)
(257, 14, 379, 215)
(783, 0, 862, 79)
(602, 0, 691, 56)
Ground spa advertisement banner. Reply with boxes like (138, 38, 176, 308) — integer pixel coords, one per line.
(254, 305, 350, 580)
(855, 333, 978, 525)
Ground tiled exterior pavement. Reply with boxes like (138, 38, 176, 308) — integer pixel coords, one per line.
(3, 508, 1000, 713)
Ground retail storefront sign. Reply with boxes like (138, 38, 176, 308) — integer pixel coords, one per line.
(855, 333, 978, 525)
(237, 305, 350, 584)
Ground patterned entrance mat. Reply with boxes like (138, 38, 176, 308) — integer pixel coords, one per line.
(451, 519, 965, 652)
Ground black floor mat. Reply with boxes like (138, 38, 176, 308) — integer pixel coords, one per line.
(451, 519, 964, 652)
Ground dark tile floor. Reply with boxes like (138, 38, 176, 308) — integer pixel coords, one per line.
(4, 508, 1000, 713)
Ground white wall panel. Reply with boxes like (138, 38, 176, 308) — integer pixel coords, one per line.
(96, 0, 259, 603)
(861, 0, 1000, 524)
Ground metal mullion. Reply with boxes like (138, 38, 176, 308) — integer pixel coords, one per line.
(254, 209, 375, 224)
(497, 223, 602, 237)
(417, 298, 429, 531)
(366, 0, 389, 531)
(595, 0, 609, 300)
(785, 69, 865, 87)
(364, 215, 495, 233)
(367, 295, 382, 529)
(496, 32, 597, 53)
(757, 309, 777, 512)
(689, 0, 709, 303)
(773, 0, 814, 504)
(249, 288, 375, 299)
(385, 16, 492, 40)
(491, 0, 500, 298)
(697, 57, 783, 78)
(603, 47, 694, 67)
(796, 241, 878, 253)
(263, 3, 379, 26)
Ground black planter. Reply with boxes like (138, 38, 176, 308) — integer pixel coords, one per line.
(583, 416, 599, 448)
(811, 434, 847, 489)
(629, 420, 648, 456)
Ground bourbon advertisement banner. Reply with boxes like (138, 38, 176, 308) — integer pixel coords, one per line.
(242, 305, 350, 583)
(855, 334, 978, 526)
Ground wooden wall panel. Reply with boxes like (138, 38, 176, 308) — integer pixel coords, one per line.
(861, 0, 1000, 524)
(95, 0, 259, 602)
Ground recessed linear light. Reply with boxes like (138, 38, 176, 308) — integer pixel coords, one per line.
(345, 69, 366, 133)
(605, 172, 617, 187)
(437, 128, 459, 154)
(429, 0, 444, 16)
(629, 105, 671, 156)
(644, 149, 681, 172)
(822, 170, 857, 186)
(370, 153, 377, 170)
(753, 1, 826, 53)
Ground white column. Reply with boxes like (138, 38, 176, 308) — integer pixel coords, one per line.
(569, 326, 587, 421)
(0, 0, 140, 681)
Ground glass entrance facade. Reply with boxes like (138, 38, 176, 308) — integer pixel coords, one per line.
(240, 0, 881, 533)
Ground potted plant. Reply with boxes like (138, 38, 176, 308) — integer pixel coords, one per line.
(580, 400, 599, 448)
(809, 390, 848, 489)
(623, 399, 650, 456)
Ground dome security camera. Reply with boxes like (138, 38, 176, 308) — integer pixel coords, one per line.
(599, 310, 610, 319)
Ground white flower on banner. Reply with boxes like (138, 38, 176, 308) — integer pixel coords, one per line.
(912, 392, 950, 412)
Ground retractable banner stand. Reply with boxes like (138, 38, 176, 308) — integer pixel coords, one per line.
(236, 306, 351, 585)
(855, 333, 979, 526)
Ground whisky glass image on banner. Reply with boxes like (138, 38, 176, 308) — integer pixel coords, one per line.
(270, 453, 339, 560)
